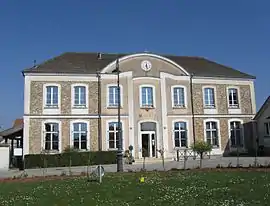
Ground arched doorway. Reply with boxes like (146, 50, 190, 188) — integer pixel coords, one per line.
(139, 121, 157, 158)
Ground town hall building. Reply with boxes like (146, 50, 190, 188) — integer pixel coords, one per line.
(22, 52, 256, 159)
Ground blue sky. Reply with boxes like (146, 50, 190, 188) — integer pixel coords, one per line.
(0, 1, 269, 128)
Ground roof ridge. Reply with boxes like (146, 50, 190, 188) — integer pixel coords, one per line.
(63, 51, 204, 58)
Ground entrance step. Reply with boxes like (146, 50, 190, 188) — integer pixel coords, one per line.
(133, 158, 173, 164)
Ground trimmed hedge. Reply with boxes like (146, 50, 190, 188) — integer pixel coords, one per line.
(24, 151, 117, 169)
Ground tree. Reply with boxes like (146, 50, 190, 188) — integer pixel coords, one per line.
(191, 141, 212, 168)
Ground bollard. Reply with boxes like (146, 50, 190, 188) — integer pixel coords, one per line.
(99, 165, 102, 183)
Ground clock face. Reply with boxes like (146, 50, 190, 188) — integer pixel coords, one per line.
(141, 60, 152, 71)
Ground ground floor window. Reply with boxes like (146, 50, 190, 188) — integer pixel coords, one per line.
(230, 121, 243, 147)
(108, 122, 122, 149)
(205, 121, 219, 147)
(173, 121, 187, 148)
(72, 122, 87, 150)
(44, 122, 59, 151)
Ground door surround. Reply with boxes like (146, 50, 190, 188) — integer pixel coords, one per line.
(138, 120, 159, 158)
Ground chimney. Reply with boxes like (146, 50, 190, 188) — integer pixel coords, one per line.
(33, 60, 37, 68)
(97, 53, 102, 60)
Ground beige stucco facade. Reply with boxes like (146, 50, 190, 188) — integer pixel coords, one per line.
(23, 53, 256, 159)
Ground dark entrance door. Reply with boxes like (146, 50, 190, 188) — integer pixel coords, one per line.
(142, 134, 150, 157)
(151, 133, 156, 157)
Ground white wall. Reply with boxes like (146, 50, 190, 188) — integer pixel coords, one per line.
(0, 147, 9, 170)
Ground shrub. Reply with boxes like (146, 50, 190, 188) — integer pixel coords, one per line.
(191, 141, 212, 168)
(24, 151, 117, 169)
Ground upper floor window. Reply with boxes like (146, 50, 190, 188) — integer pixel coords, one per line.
(173, 121, 187, 148)
(46, 86, 59, 107)
(172, 86, 186, 108)
(204, 87, 215, 108)
(74, 86, 86, 107)
(228, 88, 239, 108)
(140, 86, 154, 108)
(205, 121, 219, 147)
(72, 122, 87, 150)
(229, 121, 243, 147)
(108, 85, 122, 107)
(44, 122, 59, 151)
(108, 122, 122, 149)
(264, 122, 270, 136)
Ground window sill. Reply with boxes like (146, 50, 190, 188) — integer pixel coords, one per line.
(174, 147, 188, 150)
(72, 106, 87, 109)
(107, 106, 123, 109)
(43, 106, 60, 114)
(71, 107, 88, 114)
(228, 105, 239, 109)
(173, 106, 187, 109)
(203, 107, 217, 114)
(108, 148, 118, 151)
(204, 106, 216, 109)
(140, 106, 155, 109)
(70, 149, 89, 152)
(228, 108, 241, 114)
(41, 150, 60, 154)
(44, 106, 59, 109)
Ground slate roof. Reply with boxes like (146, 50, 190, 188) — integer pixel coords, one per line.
(253, 96, 270, 120)
(22, 52, 255, 79)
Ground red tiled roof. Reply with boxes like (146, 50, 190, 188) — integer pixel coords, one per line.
(12, 118, 23, 128)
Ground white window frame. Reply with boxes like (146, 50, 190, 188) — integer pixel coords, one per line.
(171, 85, 187, 108)
(106, 84, 123, 108)
(71, 84, 88, 108)
(70, 120, 90, 150)
(203, 86, 216, 108)
(228, 119, 244, 149)
(43, 84, 61, 114)
(265, 122, 270, 137)
(139, 84, 156, 108)
(172, 120, 189, 149)
(203, 119, 221, 148)
(41, 119, 62, 153)
(227, 87, 240, 108)
(106, 120, 125, 150)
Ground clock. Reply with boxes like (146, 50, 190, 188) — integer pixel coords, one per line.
(141, 60, 152, 72)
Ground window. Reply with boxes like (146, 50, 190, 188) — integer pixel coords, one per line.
(228, 88, 239, 107)
(230, 121, 243, 147)
(108, 122, 122, 149)
(44, 122, 59, 151)
(74, 86, 86, 107)
(264, 122, 270, 136)
(46, 86, 59, 107)
(108, 86, 121, 107)
(172, 87, 185, 107)
(204, 88, 215, 107)
(72, 122, 87, 150)
(174, 122, 187, 148)
(205, 121, 219, 147)
(141, 86, 154, 107)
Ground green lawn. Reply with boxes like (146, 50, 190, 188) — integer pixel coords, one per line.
(0, 171, 270, 205)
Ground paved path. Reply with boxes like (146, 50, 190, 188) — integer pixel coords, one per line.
(0, 156, 269, 179)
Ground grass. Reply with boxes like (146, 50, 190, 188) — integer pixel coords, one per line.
(0, 171, 270, 205)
